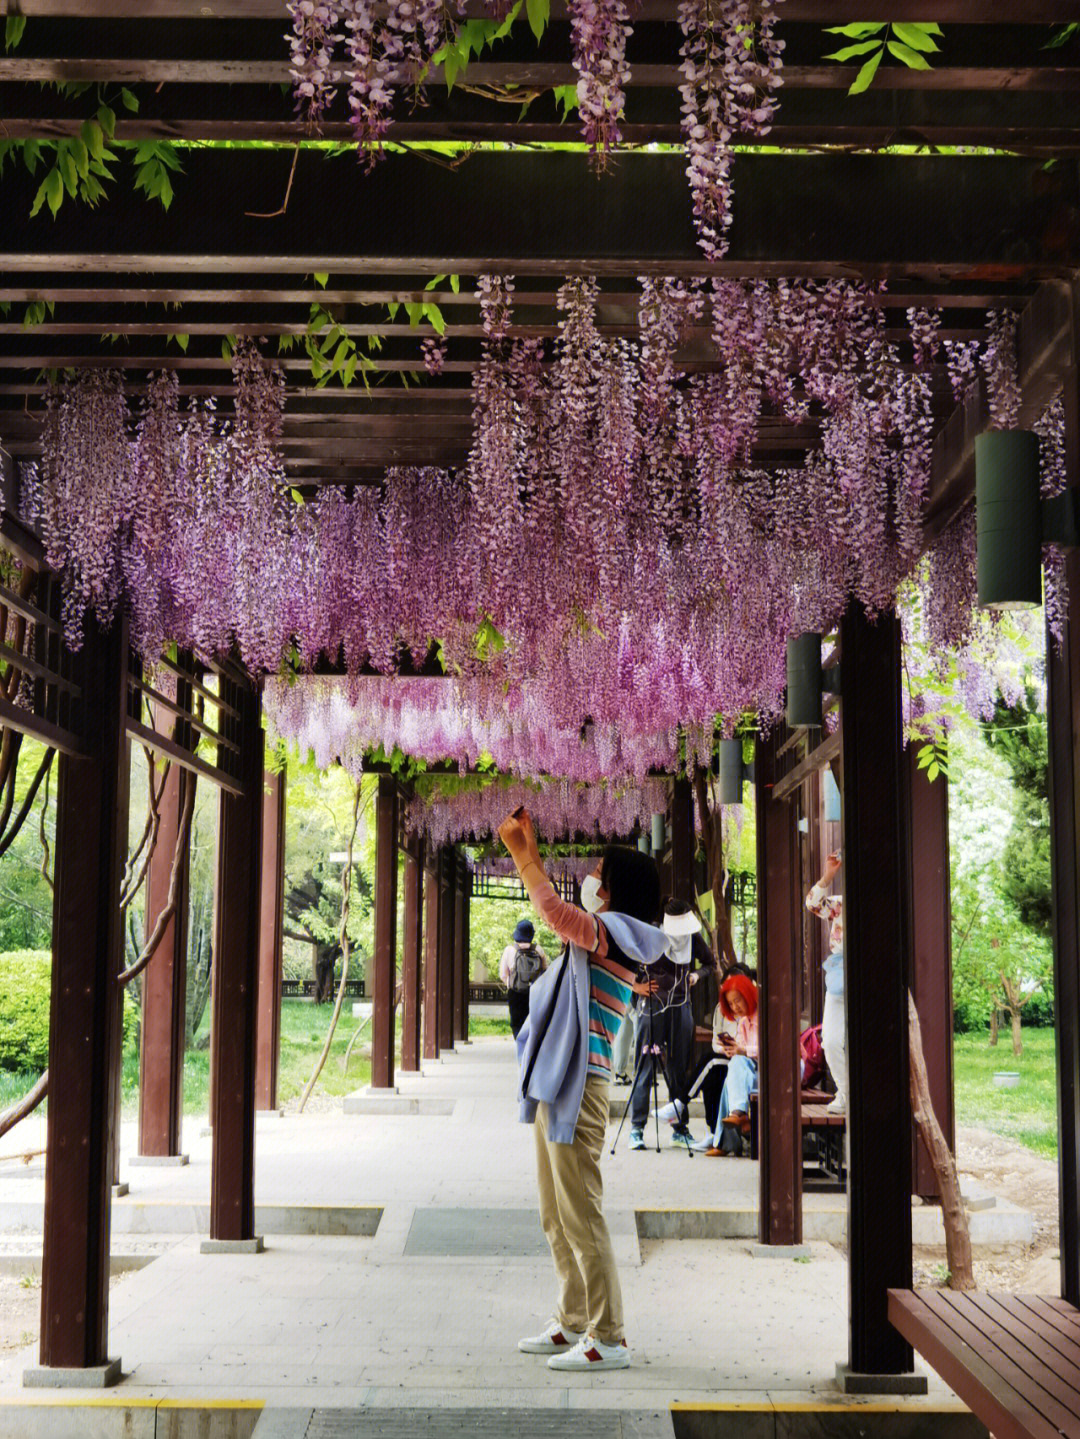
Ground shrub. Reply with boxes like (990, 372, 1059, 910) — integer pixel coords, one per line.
(0, 949, 137, 1074)
(0, 950, 52, 1072)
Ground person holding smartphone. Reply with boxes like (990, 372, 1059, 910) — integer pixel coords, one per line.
(497, 806, 668, 1373)
(806, 850, 846, 1115)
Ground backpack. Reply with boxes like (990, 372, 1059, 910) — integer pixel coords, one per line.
(799, 1023, 826, 1088)
(512, 944, 544, 990)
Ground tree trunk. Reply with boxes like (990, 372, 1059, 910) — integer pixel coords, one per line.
(1011, 1007, 1023, 1058)
(908, 991, 975, 1291)
(989, 1008, 999, 1046)
(692, 764, 738, 969)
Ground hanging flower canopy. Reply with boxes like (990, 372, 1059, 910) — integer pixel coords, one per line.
(23, 278, 1061, 832)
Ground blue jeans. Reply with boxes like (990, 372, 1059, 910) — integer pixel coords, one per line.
(719, 1055, 757, 1119)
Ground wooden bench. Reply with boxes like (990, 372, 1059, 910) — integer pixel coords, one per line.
(747, 1090, 847, 1188)
(889, 1288, 1080, 1439)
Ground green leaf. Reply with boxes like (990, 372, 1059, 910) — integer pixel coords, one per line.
(425, 273, 446, 291)
(423, 301, 445, 336)
(442, 46, 461, 92)
(343, 351, 358, 387)
(175, 332, 189, 353)
(40, 167, 65, 217)
(97, 106, 116, 140)
(552, 84, 579, 118)
(526, 0, 549, 42)
(449, 273, 460, 294)
(387, 301, 400, 321)
(313, 272, 329, 288)
(886, 40, 932, 69)
(58, 147, 78, 197)
(823, 40, 882, 62)
(290, 487, 305, 505)
(120, 87, 140, 113)
(221, 336, 234, 362)
(890, 23, 941, 52)
(405, 301, 424, 328)
(1045, 22, 1079, 48)
(823, 22, 884, 38)
(847, 46, 883, 94)
(4, 15, 26, 51)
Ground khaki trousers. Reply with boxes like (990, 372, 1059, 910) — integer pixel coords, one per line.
(534, 1074, 624, 1344)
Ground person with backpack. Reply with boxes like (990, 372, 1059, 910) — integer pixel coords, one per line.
(499, 918, 548, 1038)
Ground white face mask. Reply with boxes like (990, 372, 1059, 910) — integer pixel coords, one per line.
(666, 934, 693, 966)
(580, 873, 606, 914)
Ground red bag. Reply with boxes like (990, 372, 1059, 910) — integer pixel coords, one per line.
(799, 1023, 826, 1087)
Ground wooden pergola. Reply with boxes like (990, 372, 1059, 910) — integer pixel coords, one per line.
(0, 0, 1079, 1420)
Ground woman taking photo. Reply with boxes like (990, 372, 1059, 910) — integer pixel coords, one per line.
(497, 806, 668, 1373)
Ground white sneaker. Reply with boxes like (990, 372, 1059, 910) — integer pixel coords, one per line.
(659, 1099, 686, 1126)
(547, 1334, 631, 1371)
(518, 1320, 586, 1354)
(825, 1096, 846, 1115)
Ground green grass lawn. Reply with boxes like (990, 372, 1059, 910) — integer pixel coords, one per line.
(953, 1027, 1058, 1160)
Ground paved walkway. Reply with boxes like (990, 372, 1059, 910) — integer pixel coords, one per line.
(0, 1038, 969, 1426)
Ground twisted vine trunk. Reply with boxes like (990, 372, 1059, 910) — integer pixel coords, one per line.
(908, 990, 974, 1291)
(692, 763, 737, 970)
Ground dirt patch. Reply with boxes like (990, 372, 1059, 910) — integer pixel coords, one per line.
(0, 1271, 131, 1355)
(912, 1124, 1059, 1292)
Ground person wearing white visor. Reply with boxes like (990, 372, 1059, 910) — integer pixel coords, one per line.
(627, 898, 719, 1151)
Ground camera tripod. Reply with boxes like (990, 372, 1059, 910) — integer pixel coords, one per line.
(610, 994, 694, 1159)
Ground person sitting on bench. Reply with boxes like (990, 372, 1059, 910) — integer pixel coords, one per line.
(691, 972, 758, 1156)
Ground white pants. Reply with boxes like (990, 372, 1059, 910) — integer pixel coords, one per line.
(611, 1007, 635, 1076)
(821, 991, 848, 1103)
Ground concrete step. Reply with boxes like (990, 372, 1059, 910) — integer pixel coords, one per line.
(0, 1201, 383, 1237)
(254, 1409, 674, 1439)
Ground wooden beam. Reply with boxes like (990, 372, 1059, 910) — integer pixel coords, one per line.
(39, 613, 129, 1376)
(839, 602, 915, 1380)
(371, 776, 398, 1091)
(423, 861, 440, 1062)
(401, 843, 423, 1074)
(255, 766, 285, 1112)
(755, 730, 803, 1249)
(771, 731, 842, 804)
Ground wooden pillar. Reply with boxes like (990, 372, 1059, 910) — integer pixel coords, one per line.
(137, 760, 191, 1156)
(462, 868, 471, 1040)
(255, 767, 285, 1111)
(453, 855, 467, 1044)
(907, 750, 954, 1201)
(438, 845, 455, 1053)
(840, 601, 915, 1379)
(209, 676, 264, 1245)
(371, 777, 398, 1091)
(755, 732, 802, 1247)
(40, 616, 129, 1375)
(670, 774, 695, 904)
(401, 841, 423, 1072)
(1048, 351, 1080, 1305)
(423, 855, 440, 1061)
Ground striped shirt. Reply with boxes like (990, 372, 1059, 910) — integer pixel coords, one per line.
(586, 953, 636, 1079)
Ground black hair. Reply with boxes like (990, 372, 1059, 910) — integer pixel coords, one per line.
(663, 896, 692, 916)
(601, 845, 661, 925)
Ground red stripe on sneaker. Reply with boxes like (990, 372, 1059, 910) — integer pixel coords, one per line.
(585, 1347, 603, 1362)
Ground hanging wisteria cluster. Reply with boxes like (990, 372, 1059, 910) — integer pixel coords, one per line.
(26, 283, 1057, 806)
(286, 0, 782, 255)
(403, 776, 669, 847)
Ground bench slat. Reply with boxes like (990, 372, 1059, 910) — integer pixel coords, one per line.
(986, 1296, 1080, 1384)
(938, 1292, 1080, 1413)
(922, 1292, 1080, 1436)
(888, 1291, 1067, 1439)
(1023, 1297, 1080, 1342)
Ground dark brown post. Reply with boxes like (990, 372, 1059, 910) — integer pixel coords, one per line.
(454, 854, 467, 1044)
(1048, 354, 1080, 1305)
(371, 777, 398, 1091)
(137, 758, 191, 1158)
(907, 750, 954, 1201)
(39, 616, 129, 1379)
(755, 732, 802, 1248)
(670, 774, 695, 904)
(208, 675, 264, 1248)
(438, 845, 455, 1053)
(255, 766, 285, 1111)
(462, 866, 472, 1041)
(839, 602, 916, 1383)
(423, 854, 440, 1061)
(401, 840, 423, 1072)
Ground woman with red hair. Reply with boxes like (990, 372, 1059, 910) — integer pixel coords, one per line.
(691, 972, 759, 1156)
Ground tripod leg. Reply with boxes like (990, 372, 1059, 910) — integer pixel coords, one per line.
(610, 1011, 650, 1154)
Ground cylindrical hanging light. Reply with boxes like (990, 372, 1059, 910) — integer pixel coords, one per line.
(823, 767, 842, 824)
(651, 812, 666, 854)
(786, 632, 823, 728)
(975, 430, 1042, 610)
(717, 738, 745, 805)
(637, 834, 650, 854)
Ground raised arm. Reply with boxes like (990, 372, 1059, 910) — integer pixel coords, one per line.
(498, 808, 606, 956)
